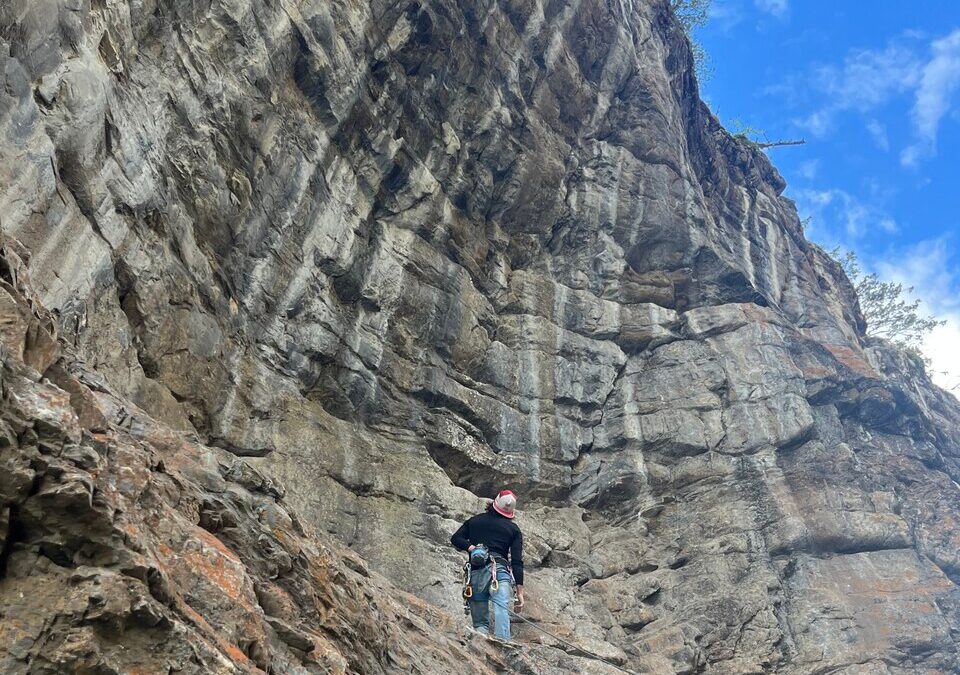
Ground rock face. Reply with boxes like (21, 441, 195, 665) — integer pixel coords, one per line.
(3, 0, 960, 673)
(0, 243, 615, 675)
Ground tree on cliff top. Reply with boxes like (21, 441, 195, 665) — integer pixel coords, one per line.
(671, 0, 710, 30)
(833, 249, 945, 358)
(671, 0, 712, 80)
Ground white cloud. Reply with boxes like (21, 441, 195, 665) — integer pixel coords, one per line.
(709, 1, 747, 32)
(901, 29, 960, 166)
(797, 110, 834, 137)
(899, 144, 923, 168)
(874, 239, 957, 316)
(873, 238, 960, 396)
(817, 45, 922, 110)
(797, 159, 820, 180)
(866, 119, 890, 151)
(791, 187, 896, 241)
(754, 0, 788, 18)
(770, 30, 960, 164)
(878, 217, 898, 234)
(924, 322, 960, 394)
(912, 31, 960, 139)
(785, 43, 922, 137)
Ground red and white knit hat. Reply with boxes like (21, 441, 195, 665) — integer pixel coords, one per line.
(492, 489, 517, 518)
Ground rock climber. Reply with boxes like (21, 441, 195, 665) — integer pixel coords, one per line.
(451, 489, 525, 640)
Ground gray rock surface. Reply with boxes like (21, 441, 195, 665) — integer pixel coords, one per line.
(0, 242, 622, 674)
(3, 0, 960, 673)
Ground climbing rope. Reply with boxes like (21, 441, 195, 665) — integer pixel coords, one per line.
(485, 596, 640, 675)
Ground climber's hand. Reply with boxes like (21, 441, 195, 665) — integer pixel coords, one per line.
(515, 586, 525, 611)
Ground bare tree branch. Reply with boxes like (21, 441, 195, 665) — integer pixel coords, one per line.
(756, 139, 806, 149)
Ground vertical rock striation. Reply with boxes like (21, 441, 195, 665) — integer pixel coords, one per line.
(2, 0, 960, 672)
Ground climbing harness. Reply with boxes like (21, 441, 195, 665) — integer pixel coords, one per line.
(462, 546, 504, 613)
(461, 559, 474, 612)
(462, 549, 499, 613)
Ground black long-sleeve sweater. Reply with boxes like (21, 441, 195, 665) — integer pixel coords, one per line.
(451, 509, 524, 584)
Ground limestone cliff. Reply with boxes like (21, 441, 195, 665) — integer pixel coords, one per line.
(2, 0, 960, 673)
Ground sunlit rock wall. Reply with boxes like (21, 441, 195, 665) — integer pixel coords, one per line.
(3, 0, 960, 672)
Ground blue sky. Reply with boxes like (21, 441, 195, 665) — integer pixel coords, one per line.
(695, 0, 960, 393)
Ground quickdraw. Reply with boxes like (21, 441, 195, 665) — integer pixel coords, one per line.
(461, 560, 473, 613)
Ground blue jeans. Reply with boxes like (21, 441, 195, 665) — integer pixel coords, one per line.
(469, 566, 513, 639)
